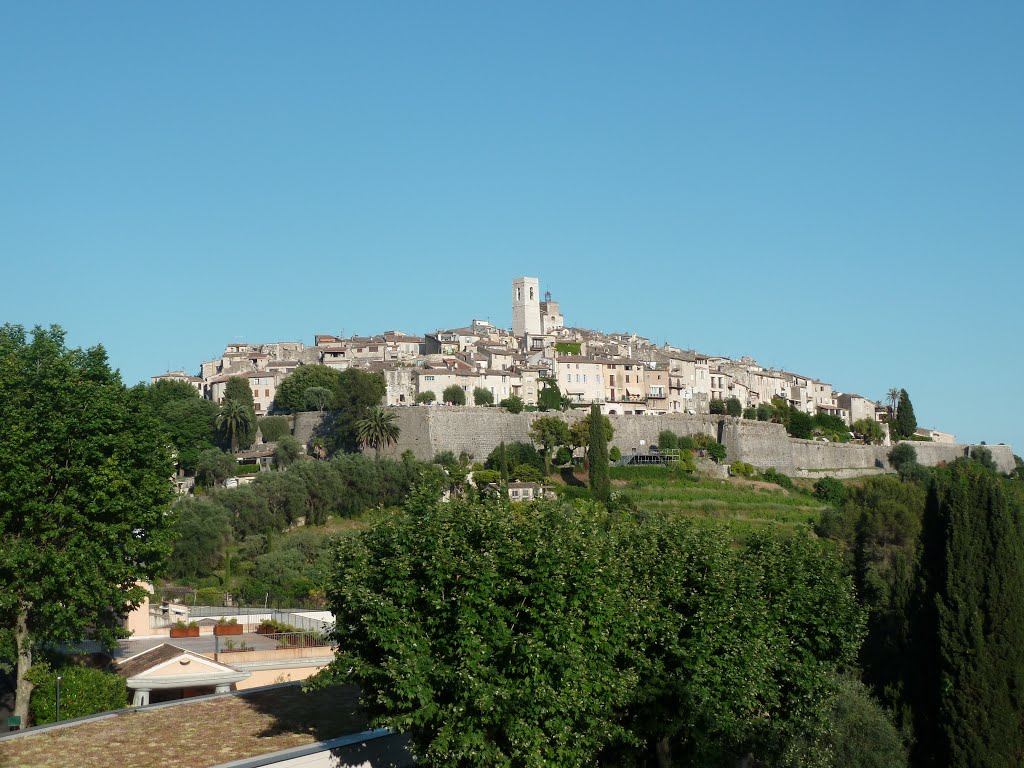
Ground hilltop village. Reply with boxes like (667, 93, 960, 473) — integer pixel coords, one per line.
(153, 276, 950, 443)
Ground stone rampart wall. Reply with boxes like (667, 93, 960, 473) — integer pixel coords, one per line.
(292, 408, 1016, 476)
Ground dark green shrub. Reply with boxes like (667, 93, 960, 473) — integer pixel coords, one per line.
(258, 416, 291, 443)
(28, 664, 127, 725)
(813, 476, 847, 507)
(499, 395, 525, 414)
(761, 467, 795, 490)
(658, 431, 678, 450)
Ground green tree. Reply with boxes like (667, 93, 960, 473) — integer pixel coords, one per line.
(499, 394, 525, 413)
(709, 398, 726, 415)
(166, 497, 233, 578)
(813, 476, 846, 507)
(304, 386, 333, 412)
(0, 325, 174, 723)
(530, 416, 571, 476)
(891, 389, 917, 441)
(485, 442, 543, 474)
(707, 442, 727, 463)
(195, 447, 236, 487)
(273, 365, 344, 412)
(223, 376, 257, 449)
(538, 379, 565, 411)
(743, 406, 758, 420)
(257, 415, 291, 443)
(658, 430, 679, 450)
(416, 390, 436, 404)
(143, 385, 219, 475)
(217, 397, 255, 454)
(570, 411, 613, 461)
(852, 418, 885, 445)
(442, 384, 466, 406)
(756, 403, 775, 422)
(725, 396, 743, 417)
(472, 387, 494, 406)
(911, 461, 1024, 767)
(273, 434, 303, 468)
(354, 406, 401, 460)
(315, 496, 640, 767)
(588, 403, 611, 504)
(332, 369, 387, 453)
(887, 443, 918, 477)
(886, 388, 900, 421)
(787, 409, 814, 440)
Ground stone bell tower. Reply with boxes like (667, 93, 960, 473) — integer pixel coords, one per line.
(512, 277, 541, 337)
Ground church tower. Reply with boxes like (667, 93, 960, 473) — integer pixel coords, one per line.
(512, 277, 541, 337)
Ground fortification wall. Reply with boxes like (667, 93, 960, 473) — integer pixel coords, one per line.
(890, 441, 1015, 474)
(720, 419, 793, 470)
(787, 439, 883, 473)
(294, 408, 1016, 476)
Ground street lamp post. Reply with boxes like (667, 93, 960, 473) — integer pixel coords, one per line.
(55, 675, 62, 722)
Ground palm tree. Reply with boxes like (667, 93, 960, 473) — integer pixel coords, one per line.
(354, 406, 401, 460)
(886, 388, 900, 421)
(217, 398, 254, 454)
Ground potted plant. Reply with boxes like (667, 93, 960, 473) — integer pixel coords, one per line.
(213, 617, 242, 636)
(170, 620, 200, 638)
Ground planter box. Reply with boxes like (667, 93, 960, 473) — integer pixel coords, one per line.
(170, 627, 199, 638)
(214, 624, 243, 636)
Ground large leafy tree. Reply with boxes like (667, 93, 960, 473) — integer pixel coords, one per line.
(273, 364, 344, 413)
(0, 325, 174, 723)
(354, 406, 401, 460)
(570, 410, 613, 461)
(442, 384, 466, 406)
(316, 495, 640, 767)
(141, 380, 218, 474)
(529, 416, 571, 476)
(911, 461, 1024, 767)
(332, 369, 387, 453)
(316, 495, 866, 767)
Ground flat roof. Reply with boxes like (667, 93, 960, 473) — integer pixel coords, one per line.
(0, 684, 369, 768)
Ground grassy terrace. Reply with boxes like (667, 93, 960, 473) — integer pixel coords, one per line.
(608, 466, 827, 539)
(0, 684, 368, 768)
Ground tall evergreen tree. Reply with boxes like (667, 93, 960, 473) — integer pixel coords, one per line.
(589, 403, 611, 504)
(911, 462, 1024, 767)
(222, 375, 257, 449)
(892, 389, 917, 440)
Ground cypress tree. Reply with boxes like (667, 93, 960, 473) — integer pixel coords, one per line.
(892, 389, 917, 440)
(498, 441, 509, 485)
(588, 403, 611, 504)
(911, 462, 1024, 767)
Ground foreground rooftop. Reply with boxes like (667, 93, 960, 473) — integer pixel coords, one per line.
(0, 683, 385, 768)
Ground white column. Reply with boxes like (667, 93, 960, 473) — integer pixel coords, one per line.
(132, 689, 150, 707)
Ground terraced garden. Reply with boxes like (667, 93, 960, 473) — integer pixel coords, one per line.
(608, 465, 827, 540)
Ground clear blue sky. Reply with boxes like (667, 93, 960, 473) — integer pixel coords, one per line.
(2, 2, 1021, 451)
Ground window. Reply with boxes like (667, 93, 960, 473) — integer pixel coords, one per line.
(265, 389, 270, 397)
(424, 375, 434, 381)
